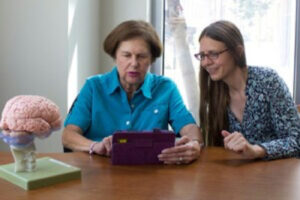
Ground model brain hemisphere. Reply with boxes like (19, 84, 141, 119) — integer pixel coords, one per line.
(0, 95, 61, 137)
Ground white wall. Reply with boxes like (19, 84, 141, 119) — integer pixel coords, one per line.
(67, 0, 103, 110)
(0, 0, 149, 152)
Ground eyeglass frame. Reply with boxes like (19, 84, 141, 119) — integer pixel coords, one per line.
(194, 49, 229, 61)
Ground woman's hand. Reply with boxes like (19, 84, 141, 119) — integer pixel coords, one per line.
(221, 130, 266, 159)
(158, 136, 202, 164)
(92, 136, 113, 157)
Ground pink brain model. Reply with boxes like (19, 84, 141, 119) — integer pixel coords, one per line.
(0, 95, 61, 137)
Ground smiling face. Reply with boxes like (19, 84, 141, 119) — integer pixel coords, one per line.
(199, 36, 237, 82)
(115, 37, 152, 92)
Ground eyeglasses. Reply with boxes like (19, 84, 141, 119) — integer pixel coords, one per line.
(194, 49, 229, 61)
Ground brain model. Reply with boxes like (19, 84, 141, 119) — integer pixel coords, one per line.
(0, 95, 61, 137)
(0, 95, 62, 172)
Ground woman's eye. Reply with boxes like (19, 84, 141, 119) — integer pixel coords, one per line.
(138, 54, 149, 59)
(210, 52, 219, 57)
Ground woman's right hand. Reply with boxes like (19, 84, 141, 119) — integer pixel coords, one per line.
(92, 136, 113, 156)
(221, 130, 266, 159)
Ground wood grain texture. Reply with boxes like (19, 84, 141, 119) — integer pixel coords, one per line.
(0, 147, 300, 200)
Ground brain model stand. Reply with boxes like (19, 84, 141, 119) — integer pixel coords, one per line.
(0, 95, 61, 172)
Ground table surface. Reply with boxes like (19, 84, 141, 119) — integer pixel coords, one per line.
(1, 147, 300, 200)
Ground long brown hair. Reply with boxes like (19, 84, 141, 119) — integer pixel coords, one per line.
(199, 20, 247, 146)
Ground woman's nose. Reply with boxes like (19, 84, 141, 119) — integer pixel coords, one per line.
(130, 56, 138, 67)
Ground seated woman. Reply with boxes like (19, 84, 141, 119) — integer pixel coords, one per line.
(196, 20, 300, 160)
(62, 20, 203, 164)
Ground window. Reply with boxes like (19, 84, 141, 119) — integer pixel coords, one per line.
(152, 0, 300, 122)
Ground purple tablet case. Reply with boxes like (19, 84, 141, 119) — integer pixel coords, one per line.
(111, 129, 175, 165)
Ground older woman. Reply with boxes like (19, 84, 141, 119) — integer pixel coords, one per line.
(62, 20, 202, 164)
(196, 20, 300, 160)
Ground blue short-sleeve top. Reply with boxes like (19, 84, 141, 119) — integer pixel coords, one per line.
(64, 67, 196, 141)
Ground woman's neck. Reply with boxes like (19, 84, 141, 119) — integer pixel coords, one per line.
(122, 83, 140, 101)
(224, 66, 248, 94)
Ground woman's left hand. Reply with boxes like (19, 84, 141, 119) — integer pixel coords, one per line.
(158, 136, 202, 164)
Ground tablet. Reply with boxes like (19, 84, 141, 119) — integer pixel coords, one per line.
(111, 129, 175, 165)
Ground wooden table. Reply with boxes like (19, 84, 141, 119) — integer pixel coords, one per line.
(1, 147, 300, 200)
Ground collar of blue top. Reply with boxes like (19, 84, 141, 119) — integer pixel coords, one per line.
(106, 67, 152, 99)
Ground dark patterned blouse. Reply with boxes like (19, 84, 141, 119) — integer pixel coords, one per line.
(228, 66, 300, 160)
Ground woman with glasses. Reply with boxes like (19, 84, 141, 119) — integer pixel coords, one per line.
(196, 20, 300, 160)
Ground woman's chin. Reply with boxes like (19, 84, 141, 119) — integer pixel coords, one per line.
(126, 77, 142, 85)
(209, 74, 221, 81)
